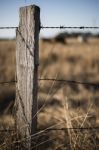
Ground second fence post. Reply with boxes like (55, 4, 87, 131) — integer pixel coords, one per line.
(16, 5, 40, 148)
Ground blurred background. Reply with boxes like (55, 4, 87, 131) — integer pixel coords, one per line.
(0, 0, 99, 149)
(0, 0, 99, 38)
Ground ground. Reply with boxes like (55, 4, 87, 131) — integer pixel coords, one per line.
(0, 37, 99, 149)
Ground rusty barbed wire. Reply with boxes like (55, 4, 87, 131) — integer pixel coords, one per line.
(0, 127, 99, 132)
(0, 78, 99, 87)
(41, 26, 99, 29)
(38, 78, 99, 88)
(39, 127, 99, 131)
(0, 26, 99, 30)
(0, 80, 17, 85)
(0, 27, 17, 29)
(0, 129, 14, 132)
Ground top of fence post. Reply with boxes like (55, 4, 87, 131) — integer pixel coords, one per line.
(16, 5, 40, 149)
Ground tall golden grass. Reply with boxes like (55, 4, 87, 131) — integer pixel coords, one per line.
(0, 37, 99, 149)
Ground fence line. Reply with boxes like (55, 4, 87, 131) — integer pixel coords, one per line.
(39, 78, 99, 87)
(41, 26, 99, 29)
(0, 80, 16, 85)
(39, 127, 99, 131)
(0, 78, 99, 87)
(0, 127, 99, 132)
(0, 26, 99, 30)
(0, 27, 17, 29)
(0, 5, 99, 149)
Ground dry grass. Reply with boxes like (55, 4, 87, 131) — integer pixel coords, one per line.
(0, 40, 15, 115)
(38, 37, 99, 149)
(0, 37, 99, 149)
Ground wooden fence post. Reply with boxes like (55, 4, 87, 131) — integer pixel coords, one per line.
(16, 5, 40, 148)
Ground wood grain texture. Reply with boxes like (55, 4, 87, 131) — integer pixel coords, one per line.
(16, 5, 40, 148)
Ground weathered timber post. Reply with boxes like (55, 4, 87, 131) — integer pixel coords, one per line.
(16, 5, 40, 148)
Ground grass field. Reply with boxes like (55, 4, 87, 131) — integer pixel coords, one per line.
(0, 37, 99, 149)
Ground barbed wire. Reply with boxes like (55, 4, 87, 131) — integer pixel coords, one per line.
(0, 27, 17, 29)
(39, 78, 99, 87)
(41, 26, 99, 29)
(0, 26, 99, 30)
(0, 127, 99, 132)
(39, 127, 99, 131)
(0, 80, 16, 85)
(0, 78, 97, 87)
(0, 79, 99, 87)
(0, 129, 14, 132)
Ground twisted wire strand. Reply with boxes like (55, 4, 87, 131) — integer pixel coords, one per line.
(41, 26, 99, 29)
(39, 78, 99, 87)
(0, 27, 17, 29)
(0, 26, 99, 30)
(0, 80, 17, 85)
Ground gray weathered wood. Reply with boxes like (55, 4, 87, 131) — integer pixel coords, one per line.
(16, 5, 40, 148)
